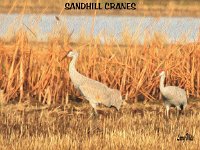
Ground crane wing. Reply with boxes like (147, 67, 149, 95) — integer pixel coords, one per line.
(78, 80, 112, 107)
(162, 86, 187, 101)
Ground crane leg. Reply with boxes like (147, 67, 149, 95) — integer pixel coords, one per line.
(89, 101, 98, 117)
(182, 104, 187, 115)
(176, 106, 181, 117)
(165, 105, 170, 119)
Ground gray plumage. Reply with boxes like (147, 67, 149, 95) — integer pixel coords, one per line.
(159, 71, 187, 118)
(65, 50, 123, 115)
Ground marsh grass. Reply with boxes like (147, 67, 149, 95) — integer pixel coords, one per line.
(0, 32, 200, 104)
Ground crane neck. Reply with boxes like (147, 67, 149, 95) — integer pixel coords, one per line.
(160, 74, 165, 92)
(68, 52, 87, 88)
(69, 54, 78, 68)
(69, 54, 78, 72)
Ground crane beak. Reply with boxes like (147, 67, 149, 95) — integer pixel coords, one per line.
(61, 54, 68, 61)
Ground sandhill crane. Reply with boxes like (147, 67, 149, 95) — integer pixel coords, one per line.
(159, 71, 187, 118)
(62, 50, 123, 116)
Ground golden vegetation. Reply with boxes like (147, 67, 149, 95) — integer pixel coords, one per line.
(0, 27, 200, 149)
(0, 25, 199, 149)
(0, 1, 200, 149)
(0, 29, 200, 104)
(0, 100, 199, 149)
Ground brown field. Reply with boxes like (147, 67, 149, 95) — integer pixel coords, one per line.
(0, 99, 199, 150)
(0, 1, 200, 149)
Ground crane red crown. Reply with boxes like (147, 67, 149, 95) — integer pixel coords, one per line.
(158, 69, 165, 73)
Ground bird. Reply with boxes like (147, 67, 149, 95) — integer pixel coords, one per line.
(62, 50, 123, 116)
(159, 71, 187, 118)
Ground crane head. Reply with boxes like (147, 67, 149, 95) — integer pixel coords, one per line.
(159, 71, 165, 77)
(109, 89, 123, 111)
(61, 50, 78, 61)
(67, 50, 78, 57)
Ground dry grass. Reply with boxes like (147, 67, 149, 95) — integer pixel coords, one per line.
(0, 32, 200, 104)
(0, 26, 199, 149)
(0, 1, 200, 149)
(0, 99, 199, 150)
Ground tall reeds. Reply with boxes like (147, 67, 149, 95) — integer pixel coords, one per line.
(0, 30, 199, 104)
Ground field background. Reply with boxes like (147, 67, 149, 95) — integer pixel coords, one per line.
(0, 0, 200, 149)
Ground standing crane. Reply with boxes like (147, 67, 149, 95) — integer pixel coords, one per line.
(62, 50, 123, 116)
(159, 71, 187, 118)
